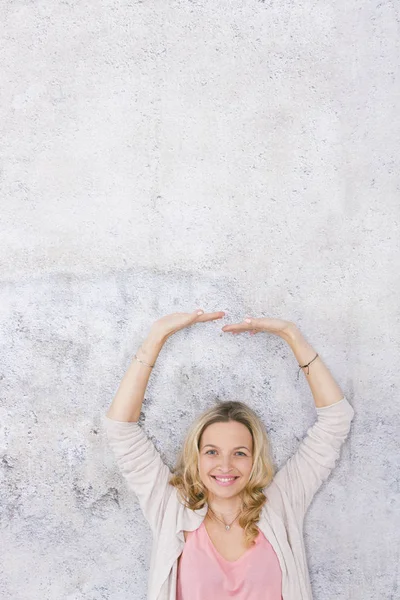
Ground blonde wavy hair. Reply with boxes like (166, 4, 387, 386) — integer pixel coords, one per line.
(168, 400, 276, 548)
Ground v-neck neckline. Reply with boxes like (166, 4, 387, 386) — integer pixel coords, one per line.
(201, 521, 259, 564)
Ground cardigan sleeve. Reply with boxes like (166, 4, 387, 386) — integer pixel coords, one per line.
(102, 415, 173, 536)
(271, 396, 355, 522)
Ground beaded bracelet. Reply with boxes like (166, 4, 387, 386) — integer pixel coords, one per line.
(297, 352, 319, 380)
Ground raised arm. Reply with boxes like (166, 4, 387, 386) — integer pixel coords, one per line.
(270, 396, 355, 521)
(103, 329, 173, 534)
(105, 330, 166, 423)
(270, 324, 355, 520)
(221, 317, 355, 521)
(103, 309, 225, 534)
(281, 323, 345, 409)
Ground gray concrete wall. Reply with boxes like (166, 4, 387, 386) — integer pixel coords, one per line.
(1, 1, 399, 599)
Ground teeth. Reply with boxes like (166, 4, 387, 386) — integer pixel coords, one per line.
(214, 477, 236, 482)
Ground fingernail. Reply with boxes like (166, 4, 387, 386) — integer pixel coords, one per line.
(197, 310, 204, 315)
(244, 318, 251, 323)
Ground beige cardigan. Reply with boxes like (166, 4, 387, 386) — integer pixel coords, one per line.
(102, 396, 355, 600)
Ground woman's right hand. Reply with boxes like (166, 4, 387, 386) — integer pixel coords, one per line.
(150, 309, 226, 341)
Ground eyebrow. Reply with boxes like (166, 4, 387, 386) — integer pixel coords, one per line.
(202, 444, 251, 452)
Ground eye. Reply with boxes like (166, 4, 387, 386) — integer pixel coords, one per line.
(205, 450, 247, 456)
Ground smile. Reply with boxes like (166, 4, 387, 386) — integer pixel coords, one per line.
(211, 476, 240, 486)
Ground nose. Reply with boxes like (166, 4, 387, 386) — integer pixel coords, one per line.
(217, 457, 235, 473)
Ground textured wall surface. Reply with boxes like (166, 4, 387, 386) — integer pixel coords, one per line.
(1, 1, 399, 599)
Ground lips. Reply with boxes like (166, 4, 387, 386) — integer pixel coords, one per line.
(211, 475, 240, 487)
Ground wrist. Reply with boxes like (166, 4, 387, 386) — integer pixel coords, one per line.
(280, 323, 302, 344)
(282, 326, 317, 369)
(136, 330, 165, 360)
(146, 328, 167, 347)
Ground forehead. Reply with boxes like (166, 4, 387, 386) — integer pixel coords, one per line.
(200, 420, 253, 448)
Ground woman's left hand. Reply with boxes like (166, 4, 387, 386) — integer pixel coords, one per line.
(221, 316, 296, 340)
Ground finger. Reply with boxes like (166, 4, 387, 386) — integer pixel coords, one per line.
(196, 311, 226, 322)
(222, 323, 250, 331)
(222, 317, 260, 331)
(185, 309, 204, 324)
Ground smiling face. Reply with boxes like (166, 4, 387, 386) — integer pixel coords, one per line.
(198, 420, 254, 499)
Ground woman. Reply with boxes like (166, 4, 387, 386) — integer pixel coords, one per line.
(103, 309, 355, 600)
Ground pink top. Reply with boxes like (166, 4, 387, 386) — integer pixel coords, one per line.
(177, 521, 283, 600)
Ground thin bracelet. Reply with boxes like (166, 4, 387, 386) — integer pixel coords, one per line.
(297, 352, 319, 380)
(134, 353, 154, 368)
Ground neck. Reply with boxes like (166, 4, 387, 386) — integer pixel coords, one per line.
(207, 494, 243, 521)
